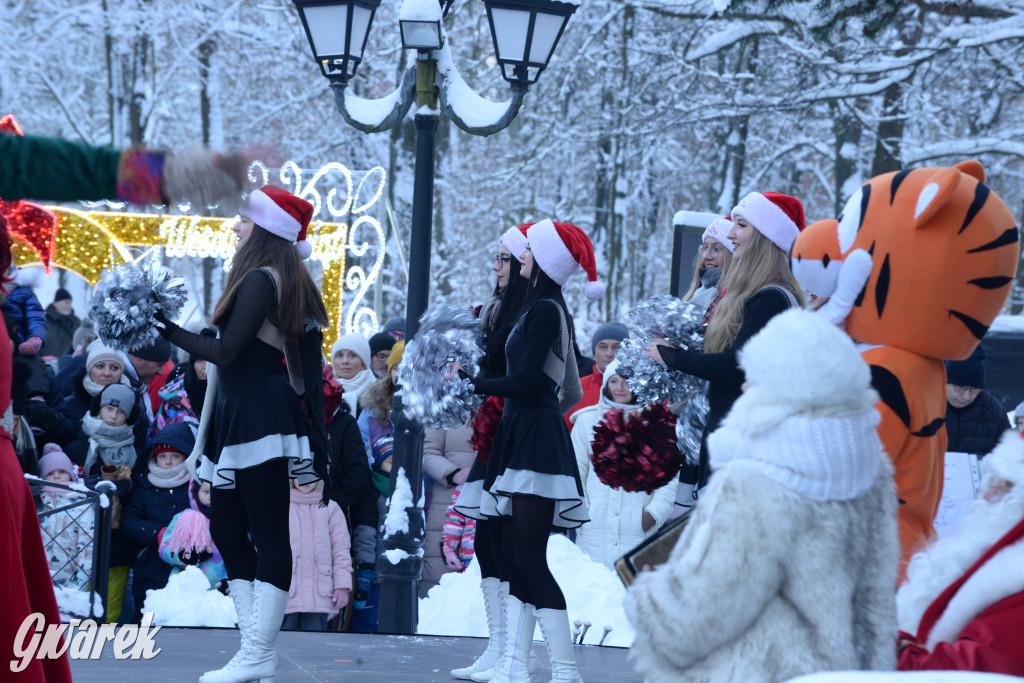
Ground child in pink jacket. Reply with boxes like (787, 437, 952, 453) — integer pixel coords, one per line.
(284, 479, 352, 631)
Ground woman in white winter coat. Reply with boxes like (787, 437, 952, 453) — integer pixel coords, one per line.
(626, 309, 899, 683)
(570, 360, 675, 567)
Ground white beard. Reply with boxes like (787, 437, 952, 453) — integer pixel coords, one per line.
(897, 485, 1024, 634)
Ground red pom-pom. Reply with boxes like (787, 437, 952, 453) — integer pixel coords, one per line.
(590, 403, 682, 493)
(322, 364, 344, 424)
(471, 396, 505, 465)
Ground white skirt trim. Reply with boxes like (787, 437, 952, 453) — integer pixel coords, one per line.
(198, 433, 317, 489)
(481, 468, 589, 529)
(453, 478, 486, 521)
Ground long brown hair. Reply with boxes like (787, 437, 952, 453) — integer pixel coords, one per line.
(362, 375, 397, 422)
(704, 229, 805, 353)
(212, 225, 328, 337)
(683, 240, 733, 301)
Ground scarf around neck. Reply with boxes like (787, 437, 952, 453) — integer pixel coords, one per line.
(82, 374, 131, 397)
(707, 411, 881, 502)
(338, 368, 375, 414)
(148, 459, 190, 489)
(82, 413, 137, 475)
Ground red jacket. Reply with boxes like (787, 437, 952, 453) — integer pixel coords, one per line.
(566, 368, 603, 429)
(898, 517, 1024, 675)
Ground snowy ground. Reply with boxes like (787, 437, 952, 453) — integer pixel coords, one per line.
(418, 534, 634, 647)
(142, 566, 237, 627)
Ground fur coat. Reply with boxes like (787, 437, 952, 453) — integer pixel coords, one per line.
(625, 309, 901, 683)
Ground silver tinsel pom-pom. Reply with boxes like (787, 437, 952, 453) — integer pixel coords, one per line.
(676, 388, 709, 465)
(89, 263, 188, 352)
(398, 305, 484, 429)
(616, 295, 706, 406)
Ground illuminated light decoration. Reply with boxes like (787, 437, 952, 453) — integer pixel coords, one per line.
(0, 114, 59, 271)
(9, 160, 388, 356)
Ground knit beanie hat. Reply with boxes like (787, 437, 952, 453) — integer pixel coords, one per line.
(388, 341, 405, 376)
(242, 185, 315, 259)
(38, 443, 77, 482)
(590, 321, 629, 353)
(130, 336, 171, 364)
(945, 345, 986, 389)
(369, 332, 396, 358)
(525, 219, 604, 299)
(372, 436, 394, 470)
(731, 191, 806, 252)
(701, 216, 735, 253)
(86, 339, 125, 372)
(54, 288, 72, 303)
(331, 333, 372, 371)
(73, 318, 97, 350)
(382, 316, 406, 336)
(500, 224, 531, 263)
(96, 382, 138, 421)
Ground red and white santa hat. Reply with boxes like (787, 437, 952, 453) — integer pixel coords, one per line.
(242, 185, 315, 259)
(701, 216, 735, 253)
(731, 191, 805, 252)
(499, 224, 531, 263)
(525, 219, 605, 299)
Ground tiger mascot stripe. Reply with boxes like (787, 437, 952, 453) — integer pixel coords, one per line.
(792, 160, 1019, 577)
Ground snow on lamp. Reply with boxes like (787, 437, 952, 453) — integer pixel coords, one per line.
(293, 0, 382, 83)
(483, 0, 579, 86)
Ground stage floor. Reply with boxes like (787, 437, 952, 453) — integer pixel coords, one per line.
(69, 629, 638, 682)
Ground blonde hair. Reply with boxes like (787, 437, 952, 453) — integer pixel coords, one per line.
(683, 239, 733, 301)
(704, 229, 805, 353)
(362, 374, 397, 422)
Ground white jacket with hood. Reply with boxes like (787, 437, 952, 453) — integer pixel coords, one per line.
(570, 360, 676, 567)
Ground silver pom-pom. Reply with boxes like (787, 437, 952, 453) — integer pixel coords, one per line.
(617, 295, 706, 405)
(676, 388, 709, 465)
(398, 305, 484, 429)
(89, 263, 188, 352)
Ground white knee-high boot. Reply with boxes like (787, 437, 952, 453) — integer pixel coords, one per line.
(489, 594, 537, 683)
(202, 579, 259, 677)
(470, 584, 539, 682)
(535, 608, 584, 683)
(452, 578, 505, 680)
(200, 580, 289, 683)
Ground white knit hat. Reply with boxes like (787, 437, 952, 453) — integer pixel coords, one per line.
(86, 339, 126, 372)
(242, 185, 315, 259)
(499, 224, 530, 263)
(701, 216, 735, 253)
(525, 219, 605, 299)
(331, 333, 372, 371)
(731, 191, 806, 252)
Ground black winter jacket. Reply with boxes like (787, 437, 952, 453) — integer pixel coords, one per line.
(329, 402, 372, 511)
(122, 474, 190, 597)
(945, 390, 1008, 457)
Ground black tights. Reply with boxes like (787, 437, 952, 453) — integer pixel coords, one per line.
(210, 458, 292, 592)
(474, 517, 505, 581)
(501, 495, 565, 610)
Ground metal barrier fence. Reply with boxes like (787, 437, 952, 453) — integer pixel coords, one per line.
(27, 477, 114, 621)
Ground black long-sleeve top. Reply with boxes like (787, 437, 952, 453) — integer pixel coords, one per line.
(160, 270, 275, 366)
(660, 287, 795, 443)
(469, 300, 562, 400)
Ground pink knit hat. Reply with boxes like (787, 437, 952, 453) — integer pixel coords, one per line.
(242, 185, 315, 259)
(525, 219, 605, 299)
(731, 191, 806, 252)
(38, 443, 77, 482)
(701, 216, 735, 253)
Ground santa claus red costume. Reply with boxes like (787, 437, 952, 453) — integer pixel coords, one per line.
(0, 215, 73, 682)
(897, 430, 1024, 675)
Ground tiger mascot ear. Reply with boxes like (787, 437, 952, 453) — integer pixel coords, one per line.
(910, 167, 961, 228)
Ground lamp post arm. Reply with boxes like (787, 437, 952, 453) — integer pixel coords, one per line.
(329, 65, 418, 133)
(434, 42, 528, 137)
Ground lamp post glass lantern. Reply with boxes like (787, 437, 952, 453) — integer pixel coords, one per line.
(293, 0, 382, 82)
(483, 0, 579, 85)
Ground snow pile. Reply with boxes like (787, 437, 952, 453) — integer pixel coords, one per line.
(383, 467, 414, 538)
(418, 534, 634, 647)
(55, 586, 104, 621)
(400, 0, 442, 21)
(142, 566, 236, 627)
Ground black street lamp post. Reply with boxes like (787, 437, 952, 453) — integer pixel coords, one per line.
(293, 0, 579, 634)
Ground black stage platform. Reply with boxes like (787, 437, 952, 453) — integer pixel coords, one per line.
(69, 629, 639, 682)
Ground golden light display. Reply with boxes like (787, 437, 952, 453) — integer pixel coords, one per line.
(11, 208, 386, 357)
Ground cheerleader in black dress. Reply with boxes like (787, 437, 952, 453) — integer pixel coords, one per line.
(456, 219, 602, 683)
(158, 185, 329, 683)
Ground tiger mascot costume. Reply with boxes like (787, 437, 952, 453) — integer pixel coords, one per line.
(791, 160, 1019, 575)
